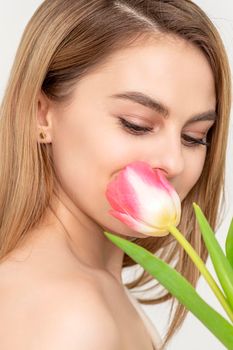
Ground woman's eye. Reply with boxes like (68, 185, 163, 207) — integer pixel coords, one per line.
(117, 117, 210, 148)
(181, 134, 210, 148)
(117, 117, 153, 135)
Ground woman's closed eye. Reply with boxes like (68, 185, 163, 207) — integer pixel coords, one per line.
(116, 117, 210, 147)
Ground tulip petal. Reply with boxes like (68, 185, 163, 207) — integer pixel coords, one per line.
(123, 169, 167, 220)
(108, 209, 168, 235)
(125, 161, 174, 195)
(106, 170, 140, 218)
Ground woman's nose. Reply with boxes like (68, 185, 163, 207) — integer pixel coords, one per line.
(151, 137, 185, 179)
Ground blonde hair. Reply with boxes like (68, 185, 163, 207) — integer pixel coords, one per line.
(0, 0, 231, 348)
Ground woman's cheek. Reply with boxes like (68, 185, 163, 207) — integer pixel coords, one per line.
(181, 150, 207, 200)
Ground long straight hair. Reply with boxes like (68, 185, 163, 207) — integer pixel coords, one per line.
(0, 0, 231, 348)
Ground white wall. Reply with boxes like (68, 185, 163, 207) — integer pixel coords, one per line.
(0, 1, 232, 349)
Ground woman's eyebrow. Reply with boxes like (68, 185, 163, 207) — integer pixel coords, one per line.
(108, 90, 217, 123)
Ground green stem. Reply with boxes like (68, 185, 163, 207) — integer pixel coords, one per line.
(168, 224, 233, 324)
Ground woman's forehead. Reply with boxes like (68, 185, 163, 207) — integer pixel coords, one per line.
(68, 37, 216, 119)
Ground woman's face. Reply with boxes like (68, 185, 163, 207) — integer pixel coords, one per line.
(44, 35, 216, 238)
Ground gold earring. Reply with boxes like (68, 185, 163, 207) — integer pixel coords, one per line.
(39, 131, 46, 140)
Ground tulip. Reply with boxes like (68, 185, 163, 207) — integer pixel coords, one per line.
(104, 161, 233, 348)
(106, 161, 181, 236)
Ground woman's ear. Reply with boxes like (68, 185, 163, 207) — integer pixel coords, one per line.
(37, 91, 53, 144)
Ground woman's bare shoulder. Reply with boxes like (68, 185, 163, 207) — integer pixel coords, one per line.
(33, 279, 120, 349)
(0, 270, 120, 350)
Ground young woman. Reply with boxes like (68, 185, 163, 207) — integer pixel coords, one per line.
(0, 1, 231, 349)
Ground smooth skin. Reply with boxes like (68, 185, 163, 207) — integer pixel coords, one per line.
(0, 34, 216, 349)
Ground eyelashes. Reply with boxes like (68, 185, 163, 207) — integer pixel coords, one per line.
(117, 117, 154, 134)
(181, 134, 210, 147)
(116, 117, 210, 147)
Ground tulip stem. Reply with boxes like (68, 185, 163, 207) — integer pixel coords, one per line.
(168, 224, 233, 324)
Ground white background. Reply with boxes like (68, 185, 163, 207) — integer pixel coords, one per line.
(0, 1, 232, 349)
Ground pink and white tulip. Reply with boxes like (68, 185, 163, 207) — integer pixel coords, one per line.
(105, 161, 181, 236)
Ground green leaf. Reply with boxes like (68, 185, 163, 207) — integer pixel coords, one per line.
(226, 218, 233, 269)
(104, 231, 233, 348)
(193, 203, 233, 311)
(168, 224, 233, 323)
